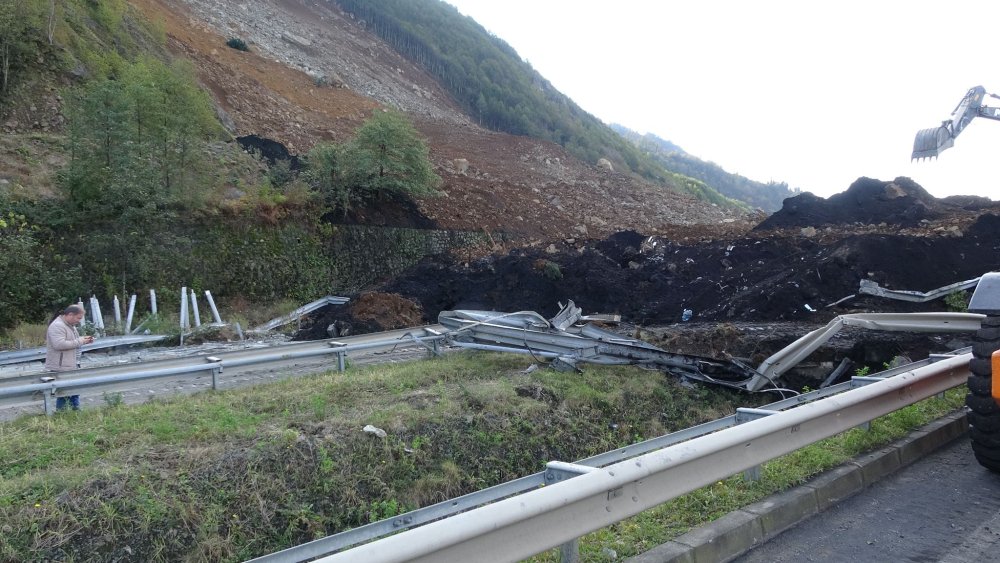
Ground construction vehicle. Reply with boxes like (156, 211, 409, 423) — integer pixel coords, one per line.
(912, 88, 1000, 470)
(912, 86, 1000, 160)
(967, 273, 1000, 472)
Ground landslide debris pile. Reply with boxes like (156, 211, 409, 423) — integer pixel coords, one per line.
(756, 176, 995, 229)
(381, 217, 995, 324)
(295, 178, 999, 336)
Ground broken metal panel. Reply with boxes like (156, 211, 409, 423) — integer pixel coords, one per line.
(439, 309, 550, 331)
(858, 277, 981, 302)
(749, 311, 983, 391)
(549, 301, 583, 331)
(251, 296, 350, 332)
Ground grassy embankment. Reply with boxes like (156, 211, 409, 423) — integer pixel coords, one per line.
(0, 351, 964, 562)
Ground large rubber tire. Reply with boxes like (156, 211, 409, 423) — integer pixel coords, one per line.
(967, 316, 1000, 473)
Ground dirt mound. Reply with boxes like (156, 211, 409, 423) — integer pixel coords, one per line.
(381, 213, 1000, 325)
(294, 292, 423, 340)
(756, 177, 943, 230)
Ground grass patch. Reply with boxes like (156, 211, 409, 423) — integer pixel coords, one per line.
(0, 322, 49, 349)
(0, 351, 964, 561)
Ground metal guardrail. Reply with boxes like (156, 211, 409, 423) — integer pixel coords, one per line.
(0, 326, 446, 414)
(749, 312, 982, 390)
(0, 334, 170, 366)
(247, 348, 971, 563)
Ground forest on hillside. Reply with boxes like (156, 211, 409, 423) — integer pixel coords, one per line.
(612, 125, 798, 212)
(335, 0, 743, 208)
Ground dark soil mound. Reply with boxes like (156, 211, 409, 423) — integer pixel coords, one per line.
(381, 213, 1000, 325)
(756, 177, 940, 230)
(236, 134, 302, 169)
(294, 292, 424, 340)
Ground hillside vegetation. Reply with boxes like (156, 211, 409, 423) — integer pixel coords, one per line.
(0, 0, 451, 333)
(335, 0, 753, 206)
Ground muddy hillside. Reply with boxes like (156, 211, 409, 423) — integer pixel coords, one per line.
(296, 178, 1000, 341)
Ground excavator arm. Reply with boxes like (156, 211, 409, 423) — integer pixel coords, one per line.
(912, 85, 1000, 160)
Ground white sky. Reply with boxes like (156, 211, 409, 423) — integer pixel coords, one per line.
(446, 0, 1000, 200)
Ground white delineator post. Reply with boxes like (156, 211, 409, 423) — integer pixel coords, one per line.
(190, 288, 201, 328)
(125, 294, 137, 333)
(205, 290, 223, 325)
(180, 286, 189, 330)
(150, 289, 158, 315)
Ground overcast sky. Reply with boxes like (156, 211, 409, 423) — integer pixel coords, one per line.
(445, 0, 999, 200)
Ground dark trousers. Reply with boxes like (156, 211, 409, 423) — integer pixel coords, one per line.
(56, 395, 81, 411)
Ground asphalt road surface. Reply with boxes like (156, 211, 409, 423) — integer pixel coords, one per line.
(735, 436, 1000, 563)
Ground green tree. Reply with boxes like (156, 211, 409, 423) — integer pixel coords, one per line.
(63, 57, 222, 213)
(0, 0, 44, 95)
(305, 142, 355, 212)
(0, 212, 84, 332)
(342, 110, 440, 202)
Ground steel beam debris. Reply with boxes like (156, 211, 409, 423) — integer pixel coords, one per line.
(440, 301, 760, 390)
(251, 296, 350, 332)
(859, 277, 981, 302)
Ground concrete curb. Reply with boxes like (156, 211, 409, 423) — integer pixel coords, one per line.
(625, 410, 969, 563)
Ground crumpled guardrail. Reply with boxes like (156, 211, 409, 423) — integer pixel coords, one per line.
(858, 277, 981, 302)
(439, 301, 761, 389)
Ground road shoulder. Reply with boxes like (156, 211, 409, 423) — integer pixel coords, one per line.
(626, 410, 969, 563)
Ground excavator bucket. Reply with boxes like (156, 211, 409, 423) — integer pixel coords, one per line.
(911, 125, 954, 160)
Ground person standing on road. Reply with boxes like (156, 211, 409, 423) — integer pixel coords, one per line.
(44, 304, 94, 411)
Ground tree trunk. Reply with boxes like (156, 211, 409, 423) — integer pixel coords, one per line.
(48, 0, 56, 45)
(1, 42, 9, 94)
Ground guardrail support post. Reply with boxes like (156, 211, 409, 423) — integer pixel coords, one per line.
(338, 351, 347, 372)
(559, 538, 581, 563)
(542, 460, 595, 562)
(735, 408, 777, 481)
(207, 358, 222, 390)
(43, 390, 55, 416)
(429, 339, 440, 358)
(850, 377, 884, 431)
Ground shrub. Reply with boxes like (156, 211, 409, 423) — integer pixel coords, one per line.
(226, 37, 249, 51)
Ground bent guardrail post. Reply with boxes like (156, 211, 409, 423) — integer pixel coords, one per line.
(205, 291, 223, 325)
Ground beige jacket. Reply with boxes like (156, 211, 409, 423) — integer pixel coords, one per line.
(44, 316, 83, 372)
